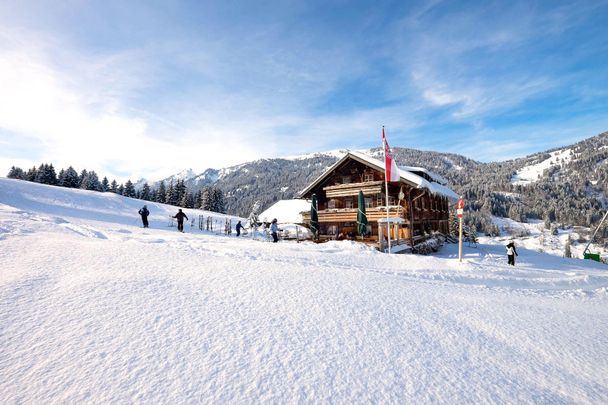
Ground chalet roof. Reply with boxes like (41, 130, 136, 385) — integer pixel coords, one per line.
(299, 151, 458, 200)
(259, 199, 311, 224)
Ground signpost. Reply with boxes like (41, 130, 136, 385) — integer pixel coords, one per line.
(457, 197, 464, 262)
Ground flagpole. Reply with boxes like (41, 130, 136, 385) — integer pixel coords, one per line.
(382, 126, 391, 254)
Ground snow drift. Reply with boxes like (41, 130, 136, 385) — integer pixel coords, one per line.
(1, 178, 607, 403)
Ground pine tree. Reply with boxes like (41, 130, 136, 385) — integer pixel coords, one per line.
(467, 225, 478, 245)
(123, 180, 136, 198)
(57, 169, 66, 185)
(156, 182, 166, 203)
(247, 200, 261, 227)
(7, 166, 25, 179)
(211, 187, 225, 213)
(449, 210, 458, 237)
(26, 166, 37, 181)
(179, 191, 191, 208)
(79, 169, 89, 188)
(110, 179, 118, 193)
(81, 171, 101, 191)
(140, 183, 151, 200)
(156, 181, 167, 203)
(101, 177, 110, 192)
(117, 184, 125, 195)
(60, 166, 80, 188)
(176, 180, 187, 203)
(46, 164, 57, 185)
(34, 164, 46, 183)
(564, 235, 572, 258)
(200, 187, 212, 211)
(194, 189, 202, 208)
(165, 180, 179, 205)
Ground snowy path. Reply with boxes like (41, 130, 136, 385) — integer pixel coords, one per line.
(1, 178, 608, 403)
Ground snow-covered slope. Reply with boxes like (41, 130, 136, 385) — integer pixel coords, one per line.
(1, 178, 608, 403)
(485, 215, 608, 260)
(0, 178, 241, 231)
(511, 148, 574, 185)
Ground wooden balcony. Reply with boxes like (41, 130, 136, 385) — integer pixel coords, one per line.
(302, 206, 407, 223)
(323, 181, 384, 198)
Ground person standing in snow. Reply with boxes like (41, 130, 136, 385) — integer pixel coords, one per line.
(270, 218, 281, 243)
(173, 209, 188, 233)
(138, 205, 150, 228)
(235, 220, 244, 237)
(506, 241, 518, 265)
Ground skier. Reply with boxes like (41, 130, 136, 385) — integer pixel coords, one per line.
(173, 209, 189, 233)
(506, 241, 518, 266)
(270, 218, 281, 243)
(138, 205, 150, 228)
(235, 220, 244, 237)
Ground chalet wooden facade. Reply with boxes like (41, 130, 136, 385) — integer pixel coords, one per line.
(299, 151, 458, 249)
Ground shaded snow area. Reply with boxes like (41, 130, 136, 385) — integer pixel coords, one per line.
(1, 178, 608, 404)
(511, 148, 573, 185)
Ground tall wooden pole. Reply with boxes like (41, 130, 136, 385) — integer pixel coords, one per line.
(457, 196, 464, 262)
(458, 216, 463, 262)
(382, 126, 391, 254)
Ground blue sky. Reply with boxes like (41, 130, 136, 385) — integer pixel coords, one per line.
(1, 0, 607, 180)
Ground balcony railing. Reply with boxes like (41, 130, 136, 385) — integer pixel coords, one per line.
(302, 206, 406, 223)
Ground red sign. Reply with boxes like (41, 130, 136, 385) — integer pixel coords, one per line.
(457, 198, 464, 218)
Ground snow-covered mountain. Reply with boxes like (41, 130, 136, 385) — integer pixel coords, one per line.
(1, 177, 607, 403)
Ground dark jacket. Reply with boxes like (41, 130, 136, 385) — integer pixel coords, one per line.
(173, 212, 188, 222)
(236, 222, 243, 231)
(138, 208, 149, 217)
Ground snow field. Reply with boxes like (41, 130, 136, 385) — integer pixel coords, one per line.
(488, 216, 608, 261)
(1, 178, 608, 403)
(511, 148, 573, 185)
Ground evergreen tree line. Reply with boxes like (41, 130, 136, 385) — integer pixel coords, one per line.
(7, 164, 226, 213)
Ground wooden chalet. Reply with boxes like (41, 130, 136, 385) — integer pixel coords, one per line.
(299, 151, 458, 250)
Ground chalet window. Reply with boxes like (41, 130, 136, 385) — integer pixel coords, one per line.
(363, 172, 374, 182)
(377, 194, 383, 206)
(388, 196, 396, 206)
(342, 175, 351, 184)
(345, 198, 354, 209)
(328, 199, 336, 209)
(365, 197, 372, 208)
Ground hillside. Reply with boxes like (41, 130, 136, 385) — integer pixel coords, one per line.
(1, 178, 608, 403)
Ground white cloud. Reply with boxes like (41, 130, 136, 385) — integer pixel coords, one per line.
(0, 29, 271, 181)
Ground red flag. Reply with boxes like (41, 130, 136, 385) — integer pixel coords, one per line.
(382, 127, 400, 182)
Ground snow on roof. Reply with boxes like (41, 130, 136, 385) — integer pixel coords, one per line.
(301, 151, 458, 200)
(259, 199, 311, 224)
(398, 164, 448, 185)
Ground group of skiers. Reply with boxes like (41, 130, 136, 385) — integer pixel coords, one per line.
(138, 205, 523, 260)
(137, 205, 280, 242)
(139, 205, 188, 232)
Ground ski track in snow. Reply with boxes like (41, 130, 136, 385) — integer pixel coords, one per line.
(1, 178, 608, 403)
